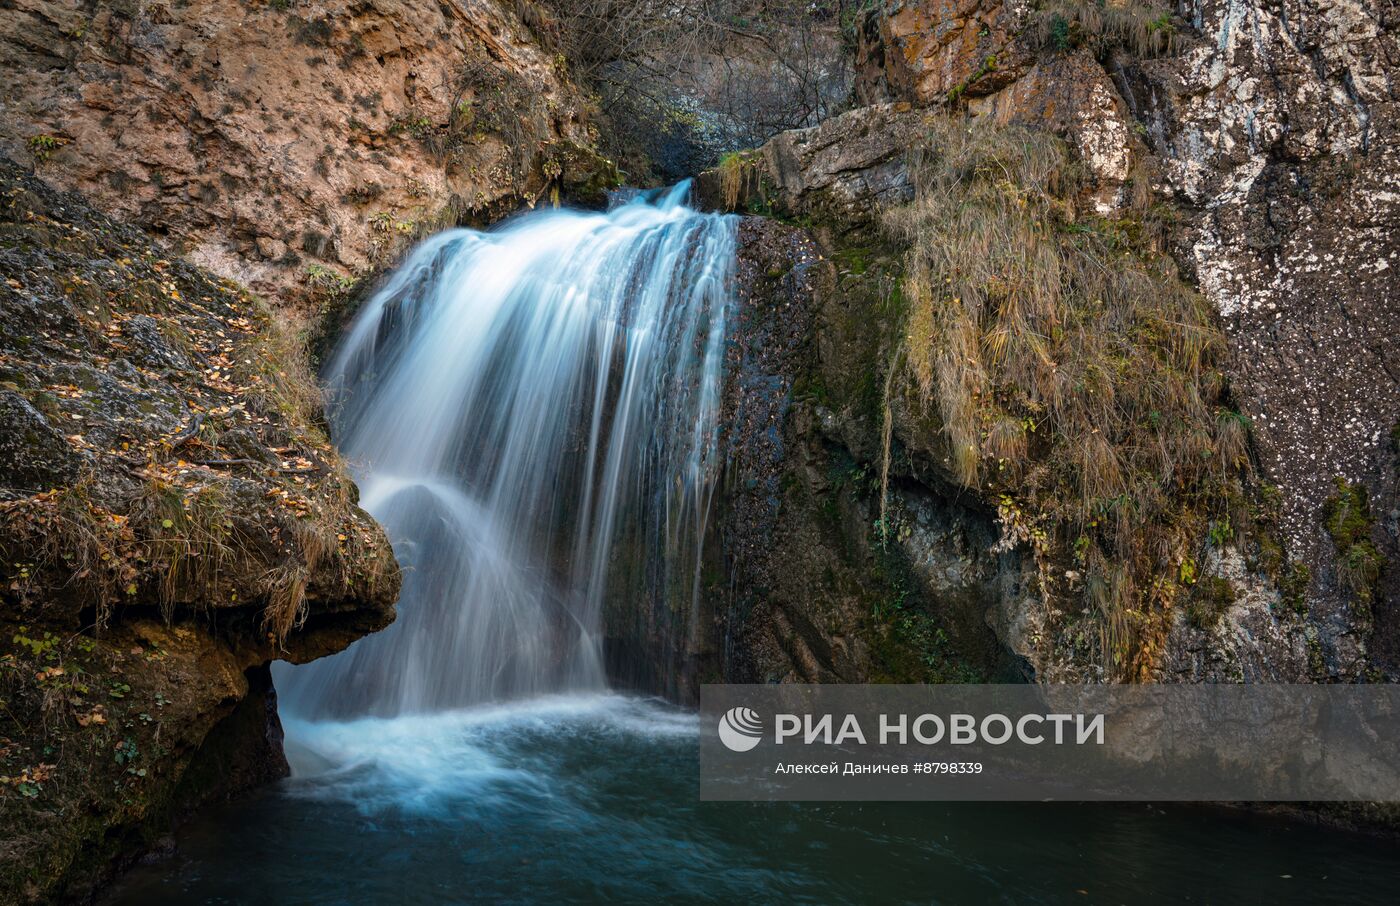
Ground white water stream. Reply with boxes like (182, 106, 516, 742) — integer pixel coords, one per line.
(277, 184, 735, 718)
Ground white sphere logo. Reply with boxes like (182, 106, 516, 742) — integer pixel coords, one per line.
(717, 706, 764, 752)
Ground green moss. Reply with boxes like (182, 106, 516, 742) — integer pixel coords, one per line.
(1323, 476, 1385, 606)
(833, 246, 871, 276)
(1048, 13, 1071, 50)
(1186, 576, 1235, 630)
(791, 371, 830, 408)
(1306, 628, 1328, 678)
(864, 563, 984, 684)
(946, 55, 997, 106)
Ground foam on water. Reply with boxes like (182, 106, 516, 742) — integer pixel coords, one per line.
(281, 695, 696, 817)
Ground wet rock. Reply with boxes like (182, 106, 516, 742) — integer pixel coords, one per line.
(121, 314, 196, 373)
(706, 217, 1011, 688)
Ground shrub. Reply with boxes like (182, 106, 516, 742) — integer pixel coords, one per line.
(25, 134, 68, 165)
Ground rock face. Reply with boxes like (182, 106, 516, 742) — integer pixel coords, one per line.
(0, 0, 609, 307)
(1127, 0, 1400, 673)
(970, 47, 1144, 214)
(695, 103, 926, 234)
(853, 0, 1035, 107)
(700, 0, 1398, 686)
(662, 209, 1019, 692)
(0, 157, 399, 902)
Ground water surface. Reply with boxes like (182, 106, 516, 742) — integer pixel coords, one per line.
(110, 695, 1399, 904)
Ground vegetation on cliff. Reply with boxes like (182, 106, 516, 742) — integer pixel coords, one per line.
(1029, 1, 1179, 59)
(1324, 476, 1387, 617)
(884, 119, 1247, 679)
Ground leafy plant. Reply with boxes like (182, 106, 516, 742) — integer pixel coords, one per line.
(1049, 13, 1071, 52)
(305, 263, 355, 295)
(26, 133, 68, 164)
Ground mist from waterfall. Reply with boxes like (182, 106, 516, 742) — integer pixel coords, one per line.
(277, 183, 735, 718)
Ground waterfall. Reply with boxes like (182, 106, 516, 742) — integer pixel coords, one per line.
(277, 183, 735, 718)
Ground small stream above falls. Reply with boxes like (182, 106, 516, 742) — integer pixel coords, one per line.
(108, 188, 1400, 905)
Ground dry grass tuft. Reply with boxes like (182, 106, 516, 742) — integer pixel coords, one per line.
(885, 117, 1245, 678)
(262, 522, 325, 644)
(239, 301, 326, 437)
(0, 481, 128, 623)
(132, 478, 241, 621)
(1031, 1, 1180, 59)
(718, 150, 762, 212)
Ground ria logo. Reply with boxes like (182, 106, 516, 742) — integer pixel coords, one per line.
(718, 706, 764, 752)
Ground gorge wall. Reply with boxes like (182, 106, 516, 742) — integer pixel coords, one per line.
(687, 0, 1398, 693)
(0, 0, 603, 900)
(0, 0, 611, 310)
(1, 0, 1398, 896)
(0, 156, 399, 900)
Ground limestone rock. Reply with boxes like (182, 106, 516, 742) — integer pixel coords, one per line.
(829, 0, 1400, 680)
(1128, 0, 1400, 673)
(0, 390, 89, 493)
(970, 48, 1140, 214)
(0, 0, 603, 307)
(854, 0, 1035, 106)
(696, 103, 925, 232)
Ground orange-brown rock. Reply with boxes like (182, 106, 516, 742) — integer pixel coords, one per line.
(969, 48, 1142, 213)
(854, 0, 1034, 106)
(0, 0, 606, 307)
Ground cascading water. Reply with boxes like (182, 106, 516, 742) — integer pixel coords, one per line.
(277, 183, 735, 718)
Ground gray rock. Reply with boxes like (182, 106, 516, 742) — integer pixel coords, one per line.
(0, 389, 87, 495)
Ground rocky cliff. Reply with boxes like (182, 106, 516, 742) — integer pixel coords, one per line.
(0, 2, 617, 896)
(0, 154, 399, 901)
(1, 0, 1397, 890)
(0, 0, 612, 308)
(694, 0, 1398, 689)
